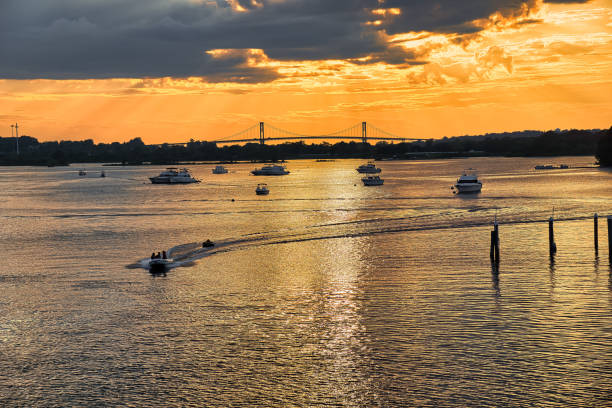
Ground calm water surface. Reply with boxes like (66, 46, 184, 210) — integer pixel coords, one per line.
(1, 157, 611, 406)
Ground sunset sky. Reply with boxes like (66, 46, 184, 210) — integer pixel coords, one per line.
(1, 0, 611, 144)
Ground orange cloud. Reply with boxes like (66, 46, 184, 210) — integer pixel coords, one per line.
(1, 0, 611, 144)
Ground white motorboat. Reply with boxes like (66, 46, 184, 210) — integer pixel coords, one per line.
(453, 169, 482, 193)
(356, 162, 381, 174)
(251, 164, 290, 176)
(362, 175, 384, 186)
(149, 168, 200, 184)
(212, 165, 228, 174)
(255, 183, 270, 195)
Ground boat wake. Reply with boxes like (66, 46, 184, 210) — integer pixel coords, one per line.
(127, 223, 463, 272)
(128, 209, 598, 272)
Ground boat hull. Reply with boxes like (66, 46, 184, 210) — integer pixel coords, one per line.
(149, 259, 171, 271)
(362, 177, 384, 186)
(454, 183, 482, 193)
(357, 168, 381, 174)
(251, 171, 289, 176)
(149, 177, 199, 184)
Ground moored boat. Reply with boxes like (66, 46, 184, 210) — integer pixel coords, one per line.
(362, 175, 384, 186)
(255, 183, 270, 195)
(535, 164, 569, 170)
(251, 164, 290, 176)
(453, 169, 482, 193)
(356, 162, 381, 174)
(212, 165, 228, 174)
(149, 168, 199, 184)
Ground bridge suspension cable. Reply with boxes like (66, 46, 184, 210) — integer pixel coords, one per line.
(213, 123, 260, 142)
(202, 121, 423, 145)
(367, 123, 404, 140)
(263, 122, 364, 140)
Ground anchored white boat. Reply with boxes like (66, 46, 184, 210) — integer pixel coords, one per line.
(149, 168, 199, 184)
(362, 175, 384, 186)
(356, 162, 381, 174)
(212, 165, 228, 174)
(251, 164, 290, 176)
(453, 169, 482, 193)
(255, 183, 270, 195)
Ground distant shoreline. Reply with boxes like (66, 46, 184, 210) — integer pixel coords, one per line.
(0, 154, 603, 168)
(1, 126, 609, 166)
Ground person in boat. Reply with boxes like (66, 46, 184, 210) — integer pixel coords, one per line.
(151, 252, 156, 259)
(162, 251, 167, 259)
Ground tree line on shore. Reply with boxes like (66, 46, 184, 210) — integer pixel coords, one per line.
(0, 127, 610, 166)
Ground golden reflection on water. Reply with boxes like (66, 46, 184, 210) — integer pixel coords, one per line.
(1, 157, 612, 406)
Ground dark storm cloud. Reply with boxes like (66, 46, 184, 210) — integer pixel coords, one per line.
(0, 0, 592, 81)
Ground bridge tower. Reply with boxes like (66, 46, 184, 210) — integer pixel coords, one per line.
(259, 122, 265, 144)
(362, 121, 367, 144)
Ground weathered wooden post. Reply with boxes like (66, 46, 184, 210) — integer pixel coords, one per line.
(489, 220, 500, 263)
(490, 230, 496, 262)
(608, 215, 612, 256)
(494, 221, 500, 262)
(594, 213, 598, 251)
(549, 217, 557, 255)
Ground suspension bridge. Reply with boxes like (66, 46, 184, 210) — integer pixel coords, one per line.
(156, 122, 425, 146)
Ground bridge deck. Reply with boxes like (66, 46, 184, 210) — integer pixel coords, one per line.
(154, 135, 424, 147)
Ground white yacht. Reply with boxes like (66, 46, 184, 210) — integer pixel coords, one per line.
(149, 168, 200, 184)
(453, 169, 482, 193)
(362, 175, 384, 186)
(255, 183, 270, 195)
(251, 164, 290, 176)
(356, 162, 381, 174)
(212, 165, 228, 174)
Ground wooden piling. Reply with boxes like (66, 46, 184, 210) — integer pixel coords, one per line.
(549, 217, 557, 254)
(608, 215, 612, 256)
(494, 221, 500, 262)
(594, 213, 598, 251)
(490, 230, 496, 262)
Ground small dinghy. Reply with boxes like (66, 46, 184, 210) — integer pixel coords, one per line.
(255, 183, 270, 195)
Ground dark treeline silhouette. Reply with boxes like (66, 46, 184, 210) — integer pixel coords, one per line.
(0, 127, 609, 166)
(595, 127, 612, 166)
